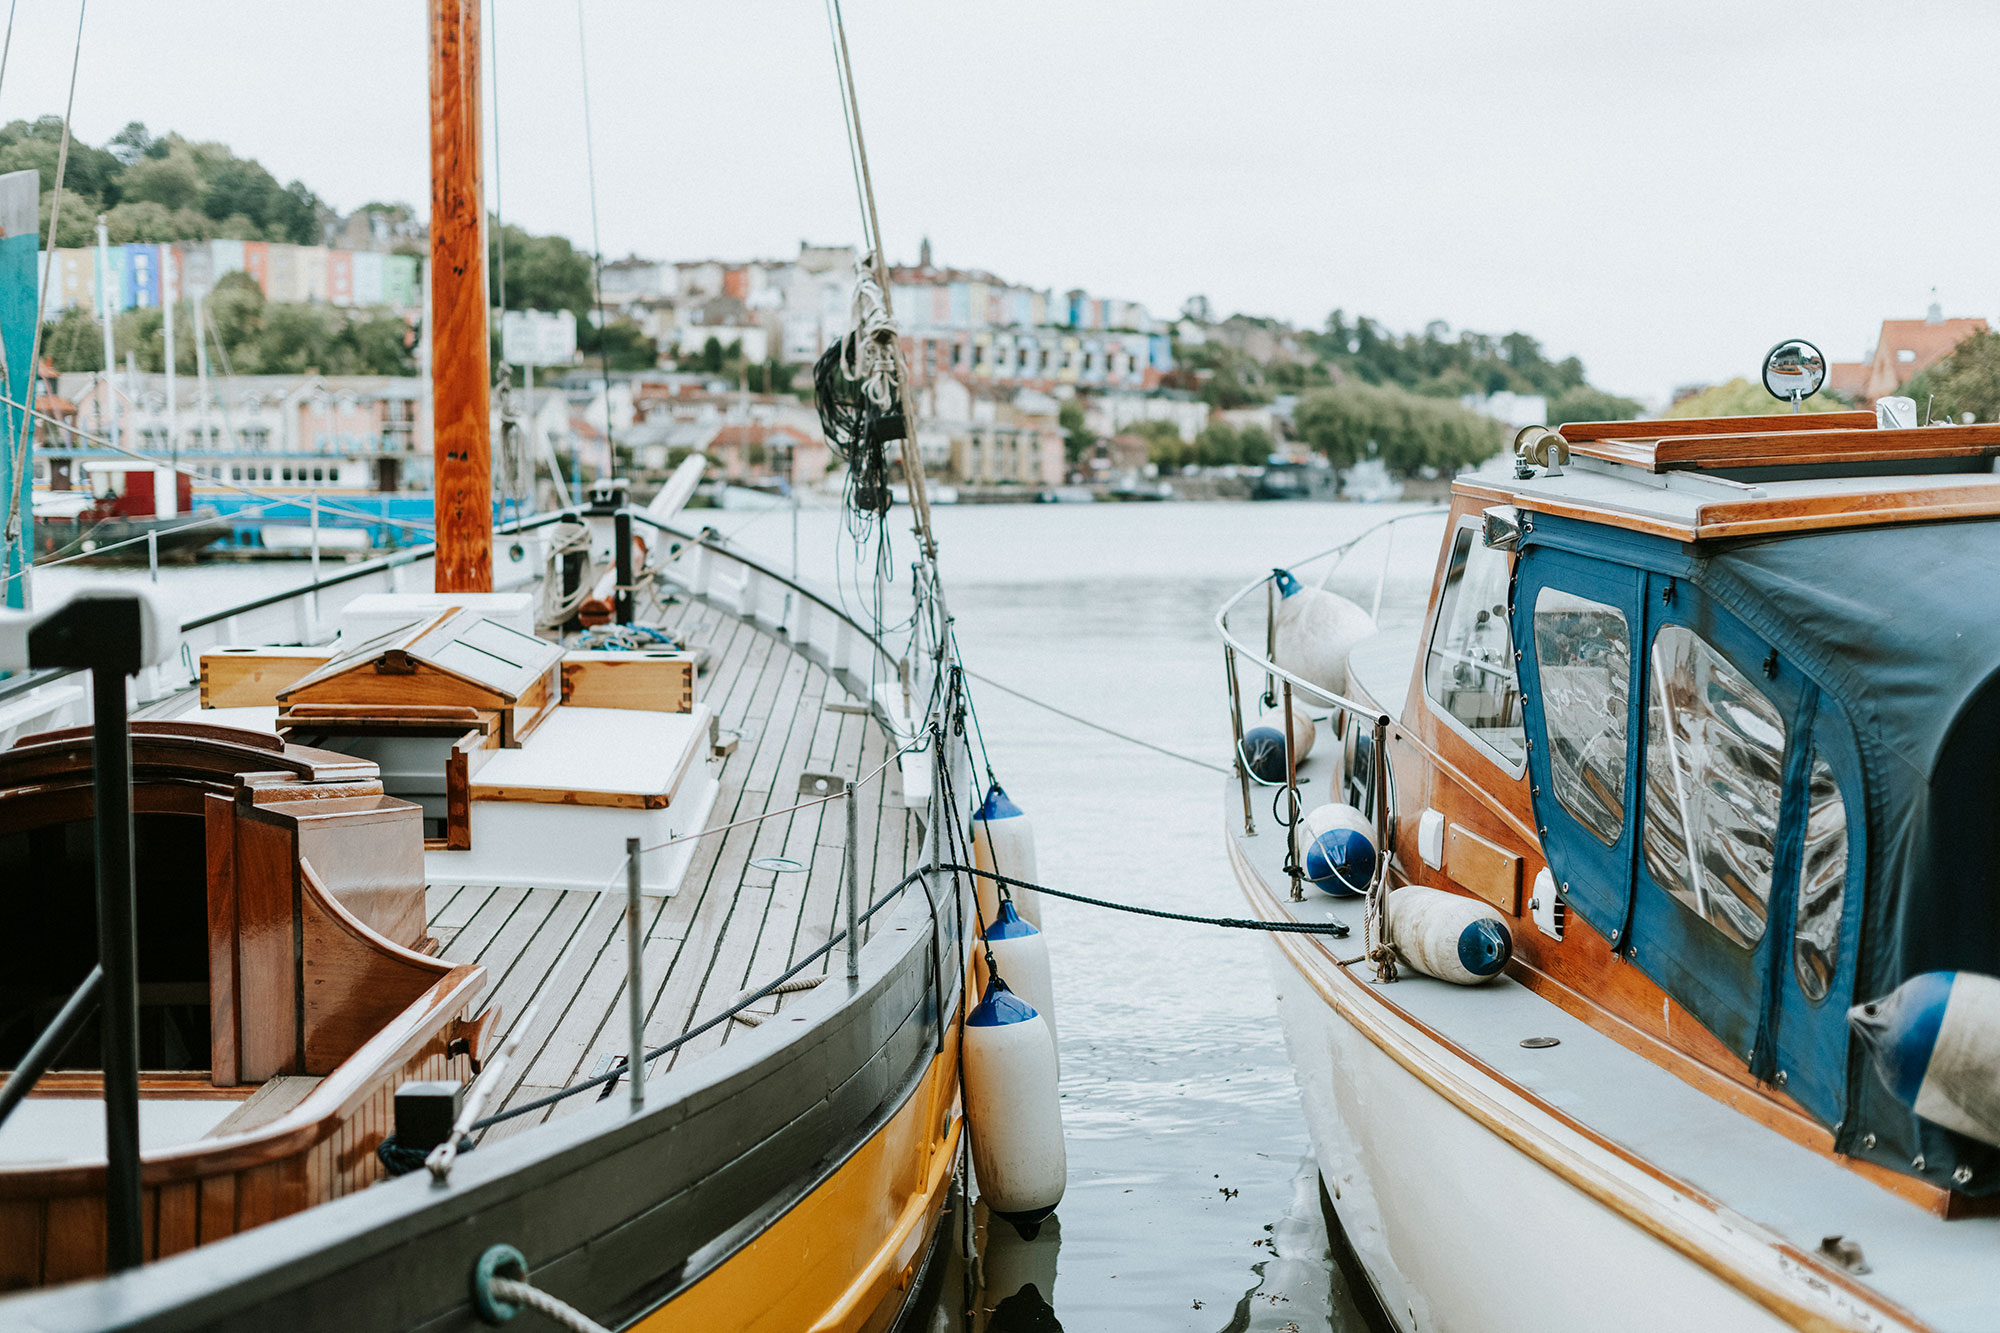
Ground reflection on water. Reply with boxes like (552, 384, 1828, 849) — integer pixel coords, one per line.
(54, 500, 1447, 1332)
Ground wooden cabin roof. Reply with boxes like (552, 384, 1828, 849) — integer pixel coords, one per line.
(280, 609, 563, 708)
(1467, 411, 2000, 541)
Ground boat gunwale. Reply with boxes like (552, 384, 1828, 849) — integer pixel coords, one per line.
(0, 864, 960, 1329)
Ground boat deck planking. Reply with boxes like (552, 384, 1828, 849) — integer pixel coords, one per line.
(418, 595, 917, 1139)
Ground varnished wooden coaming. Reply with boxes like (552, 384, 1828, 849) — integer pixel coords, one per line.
(0, 728, 491, 1288)
(1370, 491, 1966, 1216)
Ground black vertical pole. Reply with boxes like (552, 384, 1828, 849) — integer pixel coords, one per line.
(614, 506, 634, 626)
(92, 665, 143, 1272)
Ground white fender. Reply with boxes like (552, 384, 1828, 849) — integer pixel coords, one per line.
(1852, 971, 2000, 1148)
(1386, 884, 1513, 985)
(974, 782, 1041, 927)
(974, 901, 1058, 1069)
(1301, 802, 1376, 898)
(1254, 700, 1317, 762)
(963, 980, 1067, 1224)
(1271, 567, 1375, 700)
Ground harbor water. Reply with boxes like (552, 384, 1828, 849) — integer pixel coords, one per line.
(40, 498, 1447, 1332)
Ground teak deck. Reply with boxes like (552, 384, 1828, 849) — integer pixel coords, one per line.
(423, 591, 915, 1138)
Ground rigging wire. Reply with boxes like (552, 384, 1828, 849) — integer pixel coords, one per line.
(575, 0, 616, 475)
(4, 0, 85, 570)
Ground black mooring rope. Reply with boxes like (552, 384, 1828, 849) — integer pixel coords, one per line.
(940, 863, 1349, 938)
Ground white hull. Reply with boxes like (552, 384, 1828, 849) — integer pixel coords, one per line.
(1242, 875, 1917, 1333)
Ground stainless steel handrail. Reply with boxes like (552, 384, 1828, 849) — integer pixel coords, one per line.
(1215, 508, 1447, 911)
(630, 511, 914, 682)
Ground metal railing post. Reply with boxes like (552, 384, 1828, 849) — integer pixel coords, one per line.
(845, 783, 861, 980)
(1283, 679, 1304, 901)
(92, 666, 143, 1271)
(146, 530, 158, 584)
(1224, 644, 1254, 834)
(624, 837, 646, 1111)
(614, 505, 635, 625)
(1263, 579, 1278, 708)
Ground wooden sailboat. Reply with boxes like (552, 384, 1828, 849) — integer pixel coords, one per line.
(0, 2, 987, 1327)
(1220, 362, 2000, 1330)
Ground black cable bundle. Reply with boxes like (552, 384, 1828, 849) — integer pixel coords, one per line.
(813, 332, 903, 519)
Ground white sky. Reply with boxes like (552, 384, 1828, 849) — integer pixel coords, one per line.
(4, 1, 1996, 404)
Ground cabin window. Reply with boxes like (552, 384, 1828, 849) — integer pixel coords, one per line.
(1425, 527, 1524, 767)
(1641, 625, 1786, 950)
(1793, 750, 1846, 1001)
(1532, 587, 1630, 844)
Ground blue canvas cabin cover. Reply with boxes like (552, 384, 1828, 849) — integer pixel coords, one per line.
(1513, 512, 2000, 1195)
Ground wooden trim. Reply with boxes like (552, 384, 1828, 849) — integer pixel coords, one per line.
(1228, 838, 1925, 1332)
(0, 965, 482, 1195)
(1558, 412, 1876, 443)
(1444, 822, 1520, 914)
(467, 783, 670, 810)
(444, 730, 478, 848)
(1693, 484, 2000, 539)
(200, 651, 334, 710)
(1566, 423, 2000, 474)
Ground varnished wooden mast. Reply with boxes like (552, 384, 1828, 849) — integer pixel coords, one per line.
(430, 0, 493, 593)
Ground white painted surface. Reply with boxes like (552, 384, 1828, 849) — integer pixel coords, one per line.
(337, 591, 536, 641)
(471, 705, 708, 799)
(1417, 808, 1445, 869)
(0, 1099, 236, 1165)
(431, 761, 719, 896)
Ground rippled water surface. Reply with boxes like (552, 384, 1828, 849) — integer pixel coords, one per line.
(47, 497, 1449, 1332)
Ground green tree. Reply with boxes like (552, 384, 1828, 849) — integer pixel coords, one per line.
(1237, 423, 1275, 466)
(1903, 331, 2000, 423)
(41, 307, 103, 371)
(702, 336, 724, 373)
(582, 319, 657, 372)
(1058, 398, 1094, 464)
(1295, 382, 1503, 475)
(1194, 420, 1239, 467)
(490, 223, 593, 315)
(1549, 386, 1642, 426)
(1130, 418, 1186, 469)
(118, 141, 205, 211)
(1665, 378, 1847, 418)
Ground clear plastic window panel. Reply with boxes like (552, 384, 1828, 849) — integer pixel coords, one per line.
(1532, 588, 1631, 845)
(1793, 750, 1846, 1001)
(1641, 625, 1786, 950)
(1424, 530, 1525, 765)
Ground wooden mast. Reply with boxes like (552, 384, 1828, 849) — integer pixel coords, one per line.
(429, 0, 493, 593)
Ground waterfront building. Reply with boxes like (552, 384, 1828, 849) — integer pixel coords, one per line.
(50, 372, 425, 493)
(1855, 302, 1989, 405)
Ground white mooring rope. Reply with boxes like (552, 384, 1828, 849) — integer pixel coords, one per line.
(486, 1278, 610, 1333)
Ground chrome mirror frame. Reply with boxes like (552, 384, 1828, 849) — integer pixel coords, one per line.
(1762, 338, 1827, 411)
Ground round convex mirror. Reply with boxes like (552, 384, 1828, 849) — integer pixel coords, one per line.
(1762, 339, 1827, 407)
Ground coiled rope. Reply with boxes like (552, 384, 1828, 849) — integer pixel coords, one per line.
(940, 863, 1349, 939)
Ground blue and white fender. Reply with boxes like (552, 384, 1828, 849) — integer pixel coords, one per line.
(963, 979, 1066, 1225)
(1387, 884, 1512, 985)
(1243, 701, 1316, 784)
(977, 900, 1057, 1061)
(1301, 802, 1376, 898)
(1271, 567, 1376, 700)
(1850, 970, 2000, 1148)
(974, 782, 1041, 927)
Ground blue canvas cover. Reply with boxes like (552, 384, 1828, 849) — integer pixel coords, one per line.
(1515, 513, 2000, 1194)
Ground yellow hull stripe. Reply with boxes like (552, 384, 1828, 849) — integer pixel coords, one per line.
(637, 1040, 963, 1333)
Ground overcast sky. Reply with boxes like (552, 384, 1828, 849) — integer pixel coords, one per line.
(5, 1, 1996, 404)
